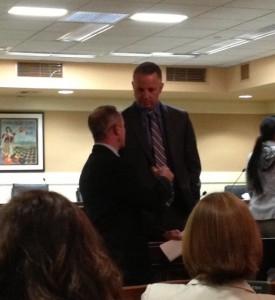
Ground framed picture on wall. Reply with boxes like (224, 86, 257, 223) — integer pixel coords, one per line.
(0, 112, 44, 172)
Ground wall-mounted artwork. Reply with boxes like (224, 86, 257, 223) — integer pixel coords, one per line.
(0, 112, 44, 171)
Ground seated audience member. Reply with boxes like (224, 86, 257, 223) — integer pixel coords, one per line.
(0, 190, 122, 300)
(79, 105, 174, 286)
(142, 192, 275, 300)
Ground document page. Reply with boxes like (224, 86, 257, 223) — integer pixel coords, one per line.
(160, 240, 182, 262)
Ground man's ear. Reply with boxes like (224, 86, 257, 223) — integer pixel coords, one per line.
(160, 82, 164, 92)
(113, 122, 120, 135)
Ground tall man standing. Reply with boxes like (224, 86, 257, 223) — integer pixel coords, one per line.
(79, 105, 173, 285)
(122, 62, 201, 241)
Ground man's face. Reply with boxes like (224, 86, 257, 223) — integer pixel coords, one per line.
(132, 72, 164, 110)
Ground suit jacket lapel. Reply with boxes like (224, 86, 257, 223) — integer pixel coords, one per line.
(160, 104, 178, 166)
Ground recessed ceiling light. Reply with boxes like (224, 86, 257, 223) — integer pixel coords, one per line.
(130, 13, 187, 23)
(239, 95, 253, 99)
(58, 90, 74, 95)
(8, 6, 68, 17)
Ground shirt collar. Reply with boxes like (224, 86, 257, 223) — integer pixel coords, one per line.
(95, 143, 120, 157)
(135, 101, 161, 116)
(187, 278, 255, 294)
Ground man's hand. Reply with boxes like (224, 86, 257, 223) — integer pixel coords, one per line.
(151, 166, 174, 182)
(163, 229, 183, 241)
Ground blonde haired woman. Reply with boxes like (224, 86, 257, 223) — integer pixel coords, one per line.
(142, 192, 275, 300)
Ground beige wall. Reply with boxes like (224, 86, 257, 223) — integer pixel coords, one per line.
(0, 59, 272, 173)
(191, 113, 264, 171)
(45, 111, 90, 172)
(44, 110, 265, 172)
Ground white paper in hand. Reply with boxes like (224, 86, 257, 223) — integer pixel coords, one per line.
(159, 240, 182, 262)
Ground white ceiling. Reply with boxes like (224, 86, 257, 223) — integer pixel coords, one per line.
(1, 0, 275, 67)
(2, 0, 275, 108)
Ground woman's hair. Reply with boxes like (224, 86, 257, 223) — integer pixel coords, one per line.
(183, 192, 262, 285)
(0, 190, 122, 300)
(247, 115, 275, 194)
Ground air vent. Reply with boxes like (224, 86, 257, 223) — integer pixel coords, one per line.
(17, 62, 63, 78)
(241, 64, 249, 80)
(166, 67, 206, 82)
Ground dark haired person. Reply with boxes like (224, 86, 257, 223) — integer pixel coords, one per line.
(247, 115, 275, 237)
(122, 61, 201, 241)
(0, 190, 122, 300)
(79, 105, 173, 285)
(142, 192, 275, 300)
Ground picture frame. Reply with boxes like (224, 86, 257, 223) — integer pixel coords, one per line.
(0, 112, 44, 172)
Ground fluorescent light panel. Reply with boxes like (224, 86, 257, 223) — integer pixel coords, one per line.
(192, 39, 248, 55)
(9, 52, 51, 57)
(58, 90, 74, 94)
(111, 52, 194, 58)
(151, 52, 194, 58)
(111, 52, 150, 57)
(8, 52, 95, 58)
(64, 11, 128, 24)
(53, 53, 95, 58)
(8, 6, 67, 17)
(239, 95, 252, 99)
(58, 23, 113, 42)
(207, 40, 249, 54)
(238, 24, 275, 41)
(193, 24, 275, 55)
(130, 13, 187, 23)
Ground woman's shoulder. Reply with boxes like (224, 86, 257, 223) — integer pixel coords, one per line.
(141, 280, 275, 300)
(141, 282, 188, 300)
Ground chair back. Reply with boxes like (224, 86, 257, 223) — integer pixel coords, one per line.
(76, 188, 83, 202)
(122, 284, 147, 300)
(256, 238, 275, 280)
(224, 184, 248, 199)
(11, 183, 49, 197)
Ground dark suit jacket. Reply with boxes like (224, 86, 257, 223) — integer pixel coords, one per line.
(122, 102, 201, 236)
(79, 144, 171, 285)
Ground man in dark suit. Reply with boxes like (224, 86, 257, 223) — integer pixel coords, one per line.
(122, 62, 201, 241)
(79, 105, 173, 286)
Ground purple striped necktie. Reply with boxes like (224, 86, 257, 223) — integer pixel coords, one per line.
(147, 111, 167, 167)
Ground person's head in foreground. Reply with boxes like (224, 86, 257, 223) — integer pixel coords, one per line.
(183, 192, 262, 284)
(0, 190, 122, 300)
